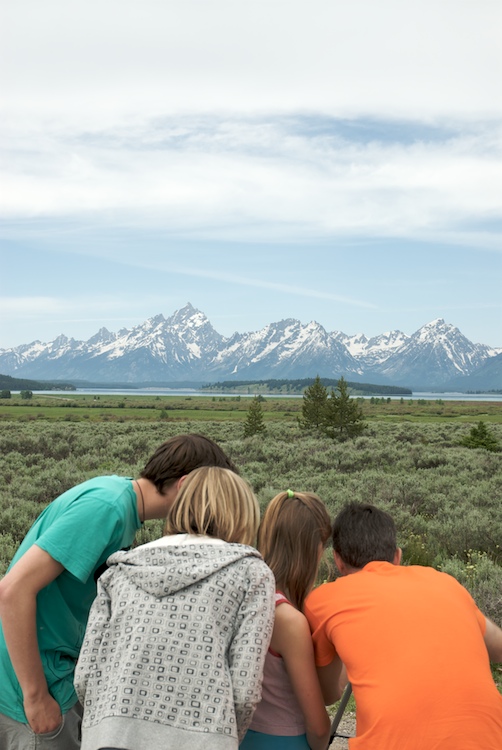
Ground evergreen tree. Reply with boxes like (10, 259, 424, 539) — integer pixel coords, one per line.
(459, 421, 500, 452)
(300, 375, 328, 429)
(243, 396, 266, 438)
(324, 376, 366, 440)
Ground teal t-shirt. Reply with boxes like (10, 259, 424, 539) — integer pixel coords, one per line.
(0, 475, 141, 723)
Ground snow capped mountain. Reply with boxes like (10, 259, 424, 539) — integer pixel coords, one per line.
(209, 319, 361, 379)
(446, 352, 502, 391)
(87, 328, 117, 347)
(374, 319, 493, 387)
(333, 329, 409, 368)
(332, 331, 369, 357)
(0, 305, 498, 389)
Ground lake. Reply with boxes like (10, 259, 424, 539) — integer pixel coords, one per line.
(25, 388, 502, 402)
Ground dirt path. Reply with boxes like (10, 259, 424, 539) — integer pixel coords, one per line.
(328, 711, 356, 749)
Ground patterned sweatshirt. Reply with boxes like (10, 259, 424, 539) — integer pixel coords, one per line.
(74, 535, 275, 750)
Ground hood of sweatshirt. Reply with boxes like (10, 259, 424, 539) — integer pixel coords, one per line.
(104, 537, 266, 598)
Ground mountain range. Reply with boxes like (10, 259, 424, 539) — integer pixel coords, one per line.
(0, 303, 500, 390)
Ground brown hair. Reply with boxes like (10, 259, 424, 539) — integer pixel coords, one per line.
(164, 466, 260, 546)
(258, 492, 332, 611)
(141, 433, 238, 493)
(332, 502, 397, 569)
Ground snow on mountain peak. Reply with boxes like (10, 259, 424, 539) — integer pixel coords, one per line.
(415, 319, 460, 344)
(0, 306, 497, 388)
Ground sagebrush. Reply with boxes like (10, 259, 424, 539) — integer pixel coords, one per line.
(1, 419, 501, 621)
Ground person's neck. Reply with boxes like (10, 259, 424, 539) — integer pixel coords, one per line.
(134, 478, 179, 522)
(134, 479, 146, 522)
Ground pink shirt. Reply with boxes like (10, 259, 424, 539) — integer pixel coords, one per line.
(248, 593, 306, 737)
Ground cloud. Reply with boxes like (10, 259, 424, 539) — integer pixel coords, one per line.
(0, 297, 65, 316)
(1, 116, 501, 247)
(116, 261, 378, 308)
(1, 0, 500, 274)
(0, 295, 137, 320)
(2, 0, 501, 125)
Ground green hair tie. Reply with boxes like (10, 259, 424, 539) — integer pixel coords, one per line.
(286, 489, 295, 498)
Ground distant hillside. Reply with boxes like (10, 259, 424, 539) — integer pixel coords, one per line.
(0, 374, 76, 391)
(444, 353, 502, 392)
(203, 378, 412, 395)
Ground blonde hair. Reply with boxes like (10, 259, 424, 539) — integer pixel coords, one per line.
(164, 466, 260, 546)
(258, 492, 332, 611)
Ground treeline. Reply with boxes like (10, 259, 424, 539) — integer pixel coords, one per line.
(467, 390, 502, 395)
(204, 378, 412, 395)
(0, 374, 75, 391)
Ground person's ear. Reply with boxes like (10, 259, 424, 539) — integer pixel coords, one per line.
(160, 475, 187, 508)
(176, 475, 187, 490)
(333, 551, 347, 576)
(393, 547, 402, 566)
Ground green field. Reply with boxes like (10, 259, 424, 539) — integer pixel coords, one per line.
(1, 392, 502, 423)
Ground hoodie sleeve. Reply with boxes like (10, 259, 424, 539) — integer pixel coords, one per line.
(74, 567, 113, 705)
(228, 558, 275, 742)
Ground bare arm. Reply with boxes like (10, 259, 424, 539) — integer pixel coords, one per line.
(317, 657, 345, 707)
(0, 545, 64, 732)
(273, 604, 330, 750)
(228, 562, 275, 743)
(484, 617, 502, 662)
(74, 572, 112, 705)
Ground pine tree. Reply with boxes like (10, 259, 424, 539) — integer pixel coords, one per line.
(243, 396, 266, 437)
(324, 376, 366, 440)
(459, 421, 500, 452)
(300, 375, 329, 429)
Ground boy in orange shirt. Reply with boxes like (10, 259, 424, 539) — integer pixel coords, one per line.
(304, 502, 502, 750)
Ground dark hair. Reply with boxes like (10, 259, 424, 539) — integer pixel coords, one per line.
(258, 492, 332, 612)
(140, 434, 238, 493)
(332, 502, 397, 569)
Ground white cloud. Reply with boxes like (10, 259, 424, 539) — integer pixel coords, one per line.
(114, 261, 378, 308)
(0, 297, 64, 315)
(1, 117, 501, 246)
(1, 0, 501, 272)
(0, 296, 137, 319)
(1, 0, 501, 127)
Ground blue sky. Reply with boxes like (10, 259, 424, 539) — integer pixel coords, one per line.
(1, 0, 501, 350)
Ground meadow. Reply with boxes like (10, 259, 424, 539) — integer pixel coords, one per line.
(1, 391, 502, 423)
(0, 396, 500, 598)
(1, 397, 501, 691)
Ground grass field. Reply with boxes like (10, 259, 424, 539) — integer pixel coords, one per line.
(1, 393, 502, 423)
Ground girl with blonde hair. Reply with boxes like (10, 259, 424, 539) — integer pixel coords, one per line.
(75, 467, 275, 750)
(241, 490, 335, 750)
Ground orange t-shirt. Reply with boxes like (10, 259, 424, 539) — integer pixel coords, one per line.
(305, 562, 502, 750)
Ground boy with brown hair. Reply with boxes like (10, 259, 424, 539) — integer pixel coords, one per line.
(305, 502, 502, 749)
(0, 434, 237, 749)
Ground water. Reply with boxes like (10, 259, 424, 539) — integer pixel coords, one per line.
(20, 388, 502, 402)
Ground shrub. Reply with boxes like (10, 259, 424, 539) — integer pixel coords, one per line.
(459, 421, 500, 452)
(1, 418, 501, 622)
(243, 397, 266, 438)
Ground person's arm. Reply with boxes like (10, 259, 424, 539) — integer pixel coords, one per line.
(74, 570, 113, 706)
(316, 657, 346, 706)
(0, 545, 64, 733)
(274, 604, 331, 750)
(228, 561, 275, 743)
(484, 617, 502, 662)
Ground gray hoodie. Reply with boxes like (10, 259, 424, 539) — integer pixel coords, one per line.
(74, 536, 275, 750)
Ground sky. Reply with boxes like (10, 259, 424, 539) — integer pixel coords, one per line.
(1, 0, 501, 351)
